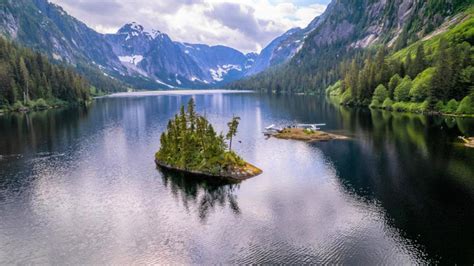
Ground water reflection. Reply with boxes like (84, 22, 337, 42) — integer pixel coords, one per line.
(159, 168, 241, 222)
(312, 105, 474, 263)
(0, 92, 473, 264)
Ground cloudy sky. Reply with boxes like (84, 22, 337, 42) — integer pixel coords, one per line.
(48, 0, 329, 53)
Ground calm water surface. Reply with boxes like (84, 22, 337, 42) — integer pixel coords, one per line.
(0, 91, 473, 264)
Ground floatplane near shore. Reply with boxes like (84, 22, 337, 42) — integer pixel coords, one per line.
(264, 123, 327, 135)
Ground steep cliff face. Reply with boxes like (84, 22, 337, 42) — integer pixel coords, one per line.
(245, 17, 324, 76)
(229, 0, 472, 92)
(245, 28, 301, 76)
(0, 0, 124, 72)
(300, 0, 470, 55)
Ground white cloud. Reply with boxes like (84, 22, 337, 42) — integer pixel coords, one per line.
(49, 0, 326, 53)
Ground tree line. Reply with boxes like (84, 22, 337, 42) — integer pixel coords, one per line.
(330, 30, 473, 114)
(228, 9, 473, 115)
(0, 37, 92, 110)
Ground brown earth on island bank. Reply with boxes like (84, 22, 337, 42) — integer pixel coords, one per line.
(459, 136, 474, 148)
(155, 159, 262, 182)
(274, 128, 348, 142)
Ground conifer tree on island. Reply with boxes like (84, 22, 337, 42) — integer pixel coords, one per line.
(226, 116, 240, 151)
(155, 99, 261, 180)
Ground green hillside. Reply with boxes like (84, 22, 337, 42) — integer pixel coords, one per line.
(0, 37, 91, 112)
(328, 8, 474, 115)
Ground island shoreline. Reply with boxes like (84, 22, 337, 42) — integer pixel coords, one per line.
(155, 159, 262, 182)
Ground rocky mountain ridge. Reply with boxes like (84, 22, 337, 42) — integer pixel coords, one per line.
(0, 0, 313, 89)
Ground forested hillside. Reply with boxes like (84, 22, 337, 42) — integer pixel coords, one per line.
(0, 37, 91, 111)
(227, 0, 473, 114)
(328, 11, 474, 114)
(0, 0, 128, 94)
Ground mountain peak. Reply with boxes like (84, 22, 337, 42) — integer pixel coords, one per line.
(117, 22, 144, 34)
(117, 23, 165, 40)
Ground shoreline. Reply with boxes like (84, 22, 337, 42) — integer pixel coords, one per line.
(327, 95, 474, 118)
(155, 159, 262, 182)
(0, 99, 94, 115)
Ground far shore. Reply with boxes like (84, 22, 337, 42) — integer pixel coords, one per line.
(99, 89, 254, 98)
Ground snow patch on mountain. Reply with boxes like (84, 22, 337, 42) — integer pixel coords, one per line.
(118, 55, 144, 66)
(210, 64, 242, 81)
(155, 79, 174, 88)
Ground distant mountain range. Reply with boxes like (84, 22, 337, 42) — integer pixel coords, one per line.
(0, 0, 317, 89)
(5, 0, 465, 94)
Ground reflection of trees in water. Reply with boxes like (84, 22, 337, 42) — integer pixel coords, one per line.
(317, 102, 474, 264)
(0, 106, 89, 155)
(159, 169, 241, 221)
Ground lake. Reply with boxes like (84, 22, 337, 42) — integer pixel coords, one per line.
(0, 91, 473, 264)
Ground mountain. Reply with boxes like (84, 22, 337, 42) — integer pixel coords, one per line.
(0, 0, 125, 72)
(0, 0, 264, 89)
(228, 0, 473, 93)
(105, 22, 207, 88)
(177, 43, 256, 84)
(104, 23, 256, 88)
(244, 12, 328, 76)
(0, 0, 128, 93)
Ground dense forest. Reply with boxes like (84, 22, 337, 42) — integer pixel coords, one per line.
(156, 99, 244, 175)
(0, 37, 127, 112)
(328, 14, 474, 114)
(0, 37, 91, 111)
(227, 4, 474, 115)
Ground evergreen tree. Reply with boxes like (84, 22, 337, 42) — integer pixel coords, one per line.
(431, 38, 451, 101)
(405, 53, 414, 79)
(388, 74, 402, 99)
(226, 116, 240, 151)
(413, 44, 427, 77)
(18, 57, 30, 104)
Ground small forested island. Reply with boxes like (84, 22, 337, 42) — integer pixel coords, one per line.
(274, 127, 348, 142)
(155, 99, 262, 181)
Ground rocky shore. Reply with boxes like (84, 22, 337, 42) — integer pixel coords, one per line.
(155, 159, 262, 182)
(274, 128, 348, 142)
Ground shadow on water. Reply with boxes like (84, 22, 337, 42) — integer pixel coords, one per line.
(158, 167, 241, 222)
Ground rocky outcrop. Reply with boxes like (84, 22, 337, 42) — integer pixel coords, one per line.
(155, 159, 262, 182)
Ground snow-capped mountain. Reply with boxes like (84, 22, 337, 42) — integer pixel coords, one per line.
(105, 23, 207, 88)
(177, 43, 257, 84)
(0, 0, 323, 89)
(104, 22, 260, 88)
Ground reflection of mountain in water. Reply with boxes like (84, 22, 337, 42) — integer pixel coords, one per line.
(159, 168, 241, 221)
